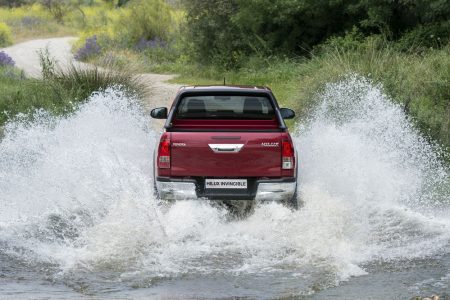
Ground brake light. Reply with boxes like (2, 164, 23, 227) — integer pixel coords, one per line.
(158, 136, 171, 169)
(282, 140, 294, 169)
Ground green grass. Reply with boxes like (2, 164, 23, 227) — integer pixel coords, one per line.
(0, 67, 68, 125)
(0, 60, 146, 127)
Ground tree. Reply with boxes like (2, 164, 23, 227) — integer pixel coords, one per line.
(0, 0, 28, 7)
(182, 0, 450, 65)
(183, 0, 246, 67)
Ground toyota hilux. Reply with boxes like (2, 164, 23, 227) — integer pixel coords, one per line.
(151, 85, 298, 208)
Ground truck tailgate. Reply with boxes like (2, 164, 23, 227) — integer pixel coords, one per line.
(170, 132, 282, 177)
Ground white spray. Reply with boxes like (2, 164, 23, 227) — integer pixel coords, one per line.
(0, 78, 448, 295)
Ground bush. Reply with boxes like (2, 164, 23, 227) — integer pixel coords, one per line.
(0, 22, 13, 47)
(0, 66, 63, 126)
(314, 27, 367, 54)
(114, 0, 172, 47)
(74, 35, 102, 61)
(181, 0, 450, 67)
(0, 0, 27, 7)
(0, 51, 15, 67)
(0, 50, 147, 127)
(39, 49, 147, 100)
(396, 22, 450, 52)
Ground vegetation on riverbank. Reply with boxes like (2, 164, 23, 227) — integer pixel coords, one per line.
(0, 51, 145, 126)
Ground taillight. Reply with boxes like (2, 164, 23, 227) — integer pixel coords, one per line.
(158, 136, 171, 169)
(282, 140, 294, 169)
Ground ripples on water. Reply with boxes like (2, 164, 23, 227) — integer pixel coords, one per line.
(0, 76, 449, 298)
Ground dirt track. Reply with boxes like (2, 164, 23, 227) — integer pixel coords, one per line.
(1, 37, 181, 119)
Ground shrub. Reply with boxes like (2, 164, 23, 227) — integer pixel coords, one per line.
(0, 22, 13, 47)
(136, 37, 167, 51)
(0, 0, 27, 7)
(40, 49, 147, 100)
(114, 0, 172, 46)
(0, 50, 148, 127)
(0, 51, 15, 67)
(40, 0, 71, 24)
(74, 35, 102, 61)
(396, 22, 450, 52)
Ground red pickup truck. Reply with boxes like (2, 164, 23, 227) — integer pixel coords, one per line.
(151, 85, 298, 209)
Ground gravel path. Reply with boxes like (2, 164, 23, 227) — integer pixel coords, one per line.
(1, 37, 181, 120)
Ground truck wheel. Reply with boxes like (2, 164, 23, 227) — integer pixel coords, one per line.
(153, 178, 159, 199)
(286, 186, 299, 210)
(223, 200, 254, 218)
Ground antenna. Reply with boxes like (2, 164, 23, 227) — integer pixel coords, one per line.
(223, 77, 226, 85)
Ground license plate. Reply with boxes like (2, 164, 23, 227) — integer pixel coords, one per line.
(205, 179, 247, 189)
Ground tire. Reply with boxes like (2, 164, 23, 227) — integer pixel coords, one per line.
(288, 157, 300, 210)
(223, 200, 254, 218)
(287, 189, 298, 210)
(152, 149, 160, 199)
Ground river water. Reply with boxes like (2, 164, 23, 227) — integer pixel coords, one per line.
(0, 76, 449, 299)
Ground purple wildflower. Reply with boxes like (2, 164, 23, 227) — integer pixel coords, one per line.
(136, 37, 168, 51)
(0, 51, 15, 67)
(74, 36, 101, 61)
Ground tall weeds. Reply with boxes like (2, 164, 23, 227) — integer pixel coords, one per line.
(0, 51, 147, 127)
(39, 48, 147, 100)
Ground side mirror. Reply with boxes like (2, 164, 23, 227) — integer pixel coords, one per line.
(151, 107, 168, 119)
(280, 108, 295, 119)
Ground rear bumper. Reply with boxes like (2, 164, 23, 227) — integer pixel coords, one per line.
(155, 177, 296, 202)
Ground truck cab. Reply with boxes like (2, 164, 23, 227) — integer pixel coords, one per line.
(151, 85, 298, 208)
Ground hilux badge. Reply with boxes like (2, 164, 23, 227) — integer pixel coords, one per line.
(261, 142, 279, 147)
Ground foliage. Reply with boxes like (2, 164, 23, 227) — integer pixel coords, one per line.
(40, 0, 71, 23)
(0, 0, 27, 7)
(0, 66, 67, 126)
(353, 0, 450, 38)
(0, 2, 116, 41)
(0, 3, 51, 27)
(182, 0, 450, 66)
(0, 3, 72, 41)
(39, 48, 147, 99)
(396, 21, 450, 52)
(136, 37, 167, 51)
(182, 0, 243, 68)
(0, 51, 146, 127)
(65, 2, 119, 32)
(0, 22, 13, 46)
(74, 35, 101, 60)
(113, 0, 172, 47)
(72, 0, 182, 72)
(0, 51, 15, 67)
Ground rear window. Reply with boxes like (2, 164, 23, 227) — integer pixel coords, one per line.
(175, 95, 275, 120)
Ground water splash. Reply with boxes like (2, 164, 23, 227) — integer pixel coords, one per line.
(0, 79, 449, 297)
